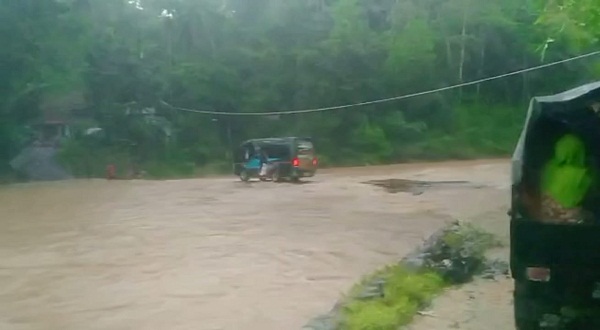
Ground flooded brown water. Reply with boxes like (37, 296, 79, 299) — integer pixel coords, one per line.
(0, 160, 509, 330)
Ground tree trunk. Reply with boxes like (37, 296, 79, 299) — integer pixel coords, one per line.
(458, 5, 467, 100)
(446, 37, 453, 68)
(166, 20, 173, 66)
(476, 36, 485, 97)
(199, 11, 217, 59)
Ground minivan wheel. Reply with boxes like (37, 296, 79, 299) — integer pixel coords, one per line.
(240, 170, 250, 182)
(272, 168, 282, 183)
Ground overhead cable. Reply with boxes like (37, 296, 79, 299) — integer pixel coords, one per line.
(163, 50, 600, 116)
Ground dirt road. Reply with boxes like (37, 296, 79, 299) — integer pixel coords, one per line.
(0, 160, 510, 330)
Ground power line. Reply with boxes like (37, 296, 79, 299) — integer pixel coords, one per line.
(163, 50, 600, 116)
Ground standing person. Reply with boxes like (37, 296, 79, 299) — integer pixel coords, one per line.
(258, 149, 269, 178)
(539, 133, 594, 223)
(106, 164, 116, 180)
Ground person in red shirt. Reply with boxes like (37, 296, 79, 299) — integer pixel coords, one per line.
(106, 164, 116, 180)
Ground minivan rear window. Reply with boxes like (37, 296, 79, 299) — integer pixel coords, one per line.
(297, 140, 314, 155)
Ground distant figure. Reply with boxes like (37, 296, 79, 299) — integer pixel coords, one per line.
(106, 164, 116, 180)
(259, 149, 270, 178)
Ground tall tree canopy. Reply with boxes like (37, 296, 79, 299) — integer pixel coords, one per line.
(1, 0, 599, 178)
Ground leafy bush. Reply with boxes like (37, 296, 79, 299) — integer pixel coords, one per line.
(58, 140, 132, 178)
(144, 160, 196, 179)
(52, 101, 525, 181)
(424, 223, 503, 284)
(196, 161, 232, 176)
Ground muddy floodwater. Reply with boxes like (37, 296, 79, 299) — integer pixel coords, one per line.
(0, 160, 509, 330)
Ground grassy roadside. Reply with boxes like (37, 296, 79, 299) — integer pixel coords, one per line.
(316, 222, 504, 330)
(341, 266, 446, 330)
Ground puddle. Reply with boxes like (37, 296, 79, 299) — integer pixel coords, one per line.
(364, 179, 483, 194)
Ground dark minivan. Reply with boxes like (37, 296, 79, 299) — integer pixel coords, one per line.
(233, 137, 318, 182)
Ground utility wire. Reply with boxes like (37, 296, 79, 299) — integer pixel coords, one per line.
(162, 50, 600, 116)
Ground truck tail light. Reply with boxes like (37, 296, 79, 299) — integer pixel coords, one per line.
(526, 267, 551, 282)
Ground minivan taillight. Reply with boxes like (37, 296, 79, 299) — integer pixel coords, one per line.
(292, 157, 300, 167)
(312, 157, 318, 166)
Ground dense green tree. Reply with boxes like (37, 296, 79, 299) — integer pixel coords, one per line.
(538, 0, 599, 49)
(1, 0, 599, 178)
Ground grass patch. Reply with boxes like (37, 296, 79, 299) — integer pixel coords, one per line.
(341, 266, 446, 330)
(333, 222, 501, 330)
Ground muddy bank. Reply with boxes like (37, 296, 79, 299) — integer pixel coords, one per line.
(304, 221, 508, 330)
(407, 203, 513, 330)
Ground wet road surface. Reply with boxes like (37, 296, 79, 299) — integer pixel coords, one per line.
(0, 160, 508, 330)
